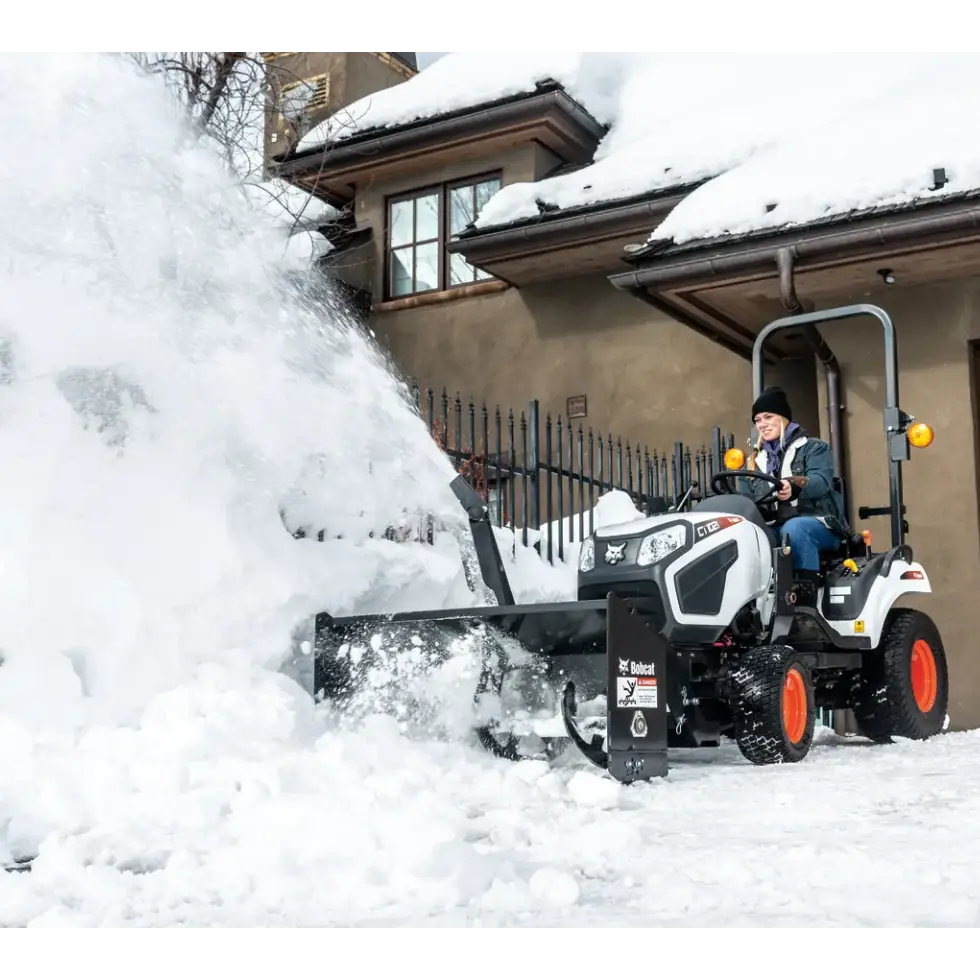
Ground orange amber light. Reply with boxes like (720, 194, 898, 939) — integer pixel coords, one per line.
(908, 422, 934, 448)
(724, 447, 746, 470)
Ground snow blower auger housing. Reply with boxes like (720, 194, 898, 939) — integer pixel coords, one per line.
(313, 303, 946, 783)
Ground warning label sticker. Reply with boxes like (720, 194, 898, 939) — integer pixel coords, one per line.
(616, 675, 658, 709)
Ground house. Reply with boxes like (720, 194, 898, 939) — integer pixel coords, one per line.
(268, 52, 980, 731)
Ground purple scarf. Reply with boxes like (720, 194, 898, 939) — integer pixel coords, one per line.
(760, 421, 800, 475)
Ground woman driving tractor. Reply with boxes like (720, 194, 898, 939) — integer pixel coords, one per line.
(744, 386, 849, 597)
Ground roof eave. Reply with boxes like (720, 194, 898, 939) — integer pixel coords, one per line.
(608, 197, 980, 294)
(272, 83, 606, 179)
(448, 182, 708, 258)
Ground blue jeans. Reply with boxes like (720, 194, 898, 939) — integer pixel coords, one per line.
(778, 516, 842, 571)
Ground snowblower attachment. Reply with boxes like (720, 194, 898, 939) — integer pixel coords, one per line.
(313, 475, 669, 783)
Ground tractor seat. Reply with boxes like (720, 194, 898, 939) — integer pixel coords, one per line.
(819, 531, 871, 567)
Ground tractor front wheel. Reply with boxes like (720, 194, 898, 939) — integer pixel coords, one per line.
(730, 644, 816, 765)
(852, 608, 948, 743)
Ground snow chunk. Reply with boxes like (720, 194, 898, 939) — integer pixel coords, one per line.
(567, 770, 622, 809)
(529, 868, 580, 907)
(298, 53, 628, 152)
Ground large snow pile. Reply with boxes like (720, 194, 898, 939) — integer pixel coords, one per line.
(466, 53, 980, 246)
(297, 52, 631, 151)
(0, 52, 469, 857)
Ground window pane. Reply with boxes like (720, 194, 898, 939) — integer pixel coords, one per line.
(475, 178, 501, 213)
(416, 193, 439, 241)
(450, 253, 477, 286)
(475, 265, 494, 281)
(390, 200, 413, 247)
(414, 242, 439, 292)
(450, 186, 475, 235)
(390, 246, 413, 296)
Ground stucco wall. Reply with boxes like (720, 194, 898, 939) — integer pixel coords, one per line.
(370, 274, 816, 455)
(813, 278, 980, 729)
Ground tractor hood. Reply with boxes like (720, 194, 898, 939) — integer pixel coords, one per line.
(593, 513, 685, 539)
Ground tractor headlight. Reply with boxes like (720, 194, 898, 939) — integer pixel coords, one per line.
(579, 538, 595, 572)
(636, 526, 686, 566)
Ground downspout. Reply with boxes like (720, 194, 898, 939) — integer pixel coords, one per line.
(774, 248, 846, 493)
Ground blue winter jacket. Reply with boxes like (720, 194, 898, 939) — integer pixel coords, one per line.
(743, 425, 849, 537)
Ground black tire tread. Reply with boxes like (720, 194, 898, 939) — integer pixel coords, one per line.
(730, 644, 815, 765)
(852, 608, 948, 742)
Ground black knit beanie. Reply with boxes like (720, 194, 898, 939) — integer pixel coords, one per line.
(752, 386, 792, 421)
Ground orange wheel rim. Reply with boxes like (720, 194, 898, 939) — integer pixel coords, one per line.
(911, 639, 938, 713)
(782, 667, 808, 744)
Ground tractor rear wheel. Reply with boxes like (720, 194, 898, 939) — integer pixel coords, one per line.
(852, 608, 948, 743)
(730, 644, 815, 765)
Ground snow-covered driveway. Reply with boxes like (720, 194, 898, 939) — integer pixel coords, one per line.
(4, 701, 978, 927)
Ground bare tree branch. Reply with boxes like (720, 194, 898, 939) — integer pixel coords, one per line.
(124, 52, 381, 282)
(198, 52, 243, 131)
(123, 52, 342, 270)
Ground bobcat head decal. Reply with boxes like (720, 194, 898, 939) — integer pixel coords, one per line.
(604, 542, 627, 565)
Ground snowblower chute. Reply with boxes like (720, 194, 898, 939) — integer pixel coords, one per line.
(315, 304, 947, 783)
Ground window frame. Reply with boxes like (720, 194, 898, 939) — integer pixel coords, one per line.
(383, 170, 502, 301)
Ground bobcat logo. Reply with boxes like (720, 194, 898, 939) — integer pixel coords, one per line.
(618, 658, 629, 673)
(604, 542, 627, 565)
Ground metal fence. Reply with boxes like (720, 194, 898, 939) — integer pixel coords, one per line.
(411, 384, 737, 563)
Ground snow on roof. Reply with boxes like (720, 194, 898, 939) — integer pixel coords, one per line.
(474, 53, 980, 248)
(292, 51, 980, 252)
(474, 53, 817, 229)
(296, 53, 628, 152)
(648, 54, 980, 246)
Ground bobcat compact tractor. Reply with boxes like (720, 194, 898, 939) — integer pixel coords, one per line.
(313, 304, 948, 782)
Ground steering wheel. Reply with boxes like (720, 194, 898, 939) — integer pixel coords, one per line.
(710, 469, 784, 503)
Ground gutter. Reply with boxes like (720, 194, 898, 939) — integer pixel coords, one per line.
(607, 199, 980, 293)
(272, 87, 607, 178)
(446, 191, 693, 257)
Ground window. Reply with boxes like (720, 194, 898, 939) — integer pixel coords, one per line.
(386, 173, 502, 299)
